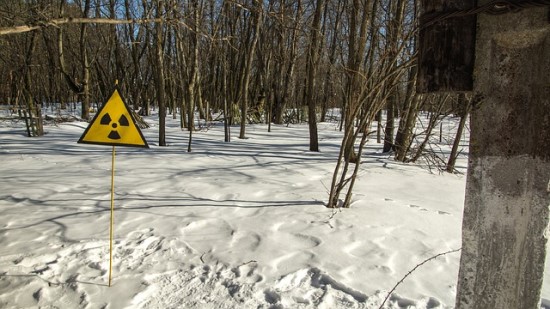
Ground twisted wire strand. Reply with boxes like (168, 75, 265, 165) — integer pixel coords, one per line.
(421, 0, 550, 28)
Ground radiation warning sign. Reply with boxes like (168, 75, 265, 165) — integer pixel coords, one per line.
(78, 88, 149, 148)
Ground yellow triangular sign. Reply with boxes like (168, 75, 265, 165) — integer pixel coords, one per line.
(78, 88, 149, 148)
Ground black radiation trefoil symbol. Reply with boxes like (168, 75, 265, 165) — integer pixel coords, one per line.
(100, 113, 130, 140)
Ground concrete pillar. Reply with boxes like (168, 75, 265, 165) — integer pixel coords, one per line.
(455, 4, 550, 309)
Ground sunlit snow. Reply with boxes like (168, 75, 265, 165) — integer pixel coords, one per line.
(1, 110, 548, 308)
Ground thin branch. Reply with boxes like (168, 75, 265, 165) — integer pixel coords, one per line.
(378, 248, 461, 309)
(0, 17, 156, 36)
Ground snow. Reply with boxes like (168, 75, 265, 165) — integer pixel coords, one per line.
(0, 113, 549, 308)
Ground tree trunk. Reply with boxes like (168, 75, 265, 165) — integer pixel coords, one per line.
(455, 5, 550, 309)
(23, 32, 42, 137)
(382, 97, 395, 152)
(304, 0, 324, 152)
(382, 0, 406, 154)
(187, 0, 201, 152)
(376, 110, 382, 143)
(445, 93, 470, 173)
(341, 0, 373, 163)
(238, 0, 262, 139)
(394, 95, 420, 160)
(394, 63, 419, 161)
(175, 23, 187, 130)
(125, 0, 149, 116)
(154, 0, 166, 146)
(326, 0, 376, 208)
(57, 0, 86, 116)
(79, 0, 91, 121)
(223, 55, 231, 142)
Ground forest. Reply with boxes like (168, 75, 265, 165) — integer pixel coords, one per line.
(0, 0, 473, 209)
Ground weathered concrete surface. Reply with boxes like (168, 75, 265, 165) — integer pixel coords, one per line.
(455, 4, 550, 309)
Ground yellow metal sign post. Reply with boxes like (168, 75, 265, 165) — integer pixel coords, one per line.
(109, 145, 115, 287)
(78, 83, 148, 287)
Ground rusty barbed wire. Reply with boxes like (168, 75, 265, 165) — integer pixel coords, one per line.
(421, 0, 550, 28)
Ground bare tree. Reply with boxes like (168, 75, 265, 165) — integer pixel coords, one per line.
(184, 0, 202, 151)
(56, 0, 91, 120)
(78, 0, 91, 121)
(303, 0, 325, 152)
(327, 0, 415, 208)
(382, 0, 406, 153)
(270, 0, 302, 126)
(238, 0, 262, 139)
(153, 0, 167, 146)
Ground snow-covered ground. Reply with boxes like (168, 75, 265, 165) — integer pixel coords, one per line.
(0, 112, 549, 308)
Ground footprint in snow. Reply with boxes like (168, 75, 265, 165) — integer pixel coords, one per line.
(231, 261, 263, 284)
(409, 204, 429, 211)
(409, 204, 452, 216)
(385, 197, 453, 216)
